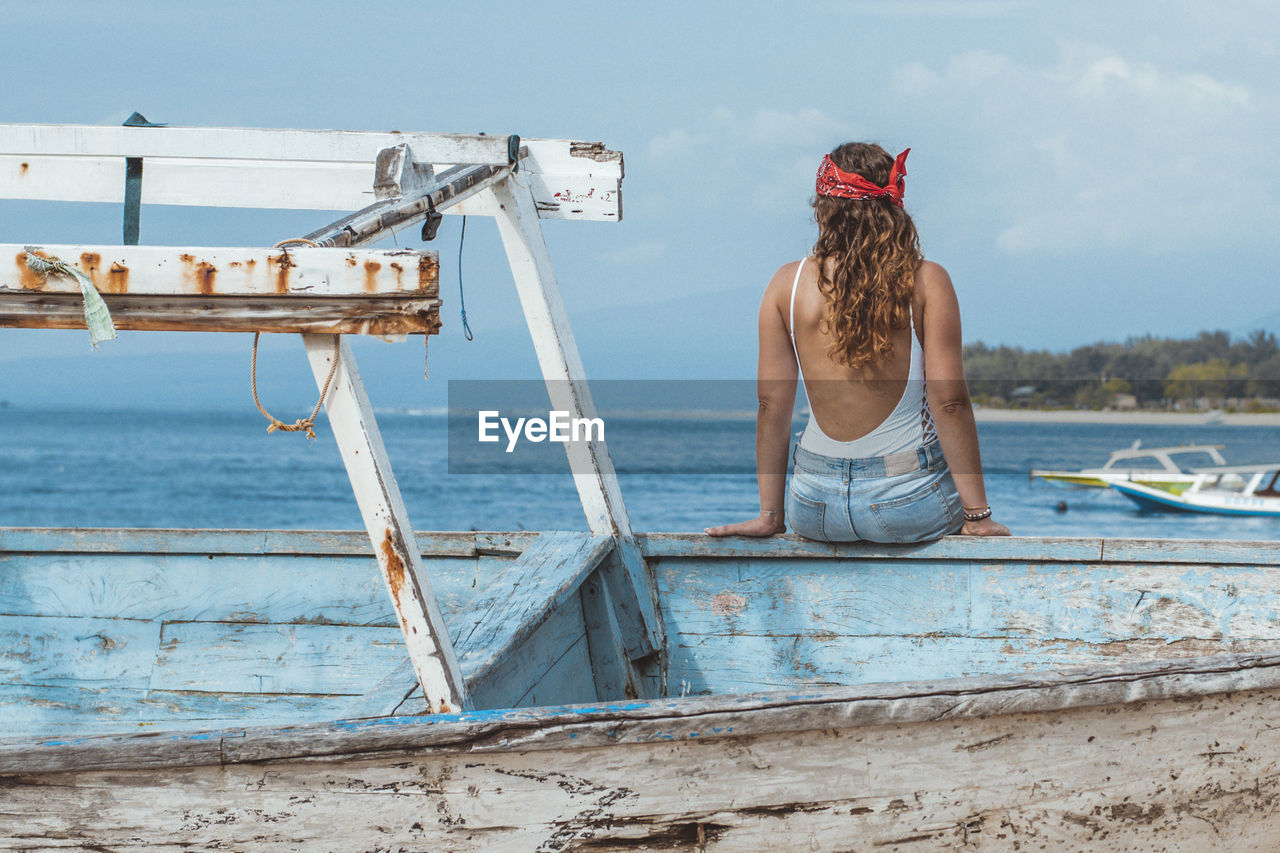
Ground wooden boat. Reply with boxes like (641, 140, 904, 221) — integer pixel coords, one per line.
(1110, 463, 1280, 516)
(1030, 441, 1227, 490)
(3, 123, 1280, 850)
(3, 531, 1280, 849)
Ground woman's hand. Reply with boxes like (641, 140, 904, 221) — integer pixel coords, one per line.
(706, 513, 786, 537)
(960, 517, 1010, 536)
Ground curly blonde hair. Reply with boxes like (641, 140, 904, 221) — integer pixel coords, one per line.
(812, 142, 923, 370)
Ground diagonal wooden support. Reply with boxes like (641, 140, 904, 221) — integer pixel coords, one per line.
(351, 532, 615, 716)
(487, 177, 665, 667)
(303, 334, 468, 713)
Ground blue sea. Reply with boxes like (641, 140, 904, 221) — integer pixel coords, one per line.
(3, 407, 1280, 540)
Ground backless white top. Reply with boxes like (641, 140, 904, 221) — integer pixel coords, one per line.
(789, 258, 937, 458)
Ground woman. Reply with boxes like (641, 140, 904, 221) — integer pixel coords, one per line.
(706, 142, 1008, 541)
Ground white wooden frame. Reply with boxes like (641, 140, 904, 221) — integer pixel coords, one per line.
(1, 123, 659, 711)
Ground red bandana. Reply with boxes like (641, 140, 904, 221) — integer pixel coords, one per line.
(815, 148, 910, 206)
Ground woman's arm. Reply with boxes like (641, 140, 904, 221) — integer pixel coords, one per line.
(706, 265, 798, 537)
(919, 262, 1010, 536)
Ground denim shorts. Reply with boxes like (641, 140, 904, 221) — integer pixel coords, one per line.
(786, 439, 965, 543)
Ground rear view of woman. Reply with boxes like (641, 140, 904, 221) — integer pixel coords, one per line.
(706, 142, 1008, 541)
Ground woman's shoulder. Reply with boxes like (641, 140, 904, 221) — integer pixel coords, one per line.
(762, 259, 807, 302)
(914, 260, 957, 304)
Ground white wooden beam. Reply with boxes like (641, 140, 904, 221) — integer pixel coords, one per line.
(3, 245, 437, 296)
(0, 245, 440, 335)
(0, 124, 623, 220)
(0, 125, 593, 169)
(487, 178, 664, 661)
(303, 335, 467, 713)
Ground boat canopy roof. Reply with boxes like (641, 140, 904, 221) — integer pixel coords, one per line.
(1102, 444, 1226, 471)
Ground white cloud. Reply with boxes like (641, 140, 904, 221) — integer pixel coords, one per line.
(894, 45, 1269, 254)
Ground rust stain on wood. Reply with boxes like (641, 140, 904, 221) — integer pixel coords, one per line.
(381, 528, 408, 612)
(18, 161, 29, 174)
(177, 253, 217, 295)
(363, 260, 382, 293)
(13, 251, 43, 291)
(78, 253, 102, 291)
(417, 254, 439, 293)
(105, 263, 129, 294)
(195, 263, 216, 295)
(267, 252, 295, 294)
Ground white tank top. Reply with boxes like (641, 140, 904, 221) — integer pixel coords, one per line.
(789, 258, 937, 458)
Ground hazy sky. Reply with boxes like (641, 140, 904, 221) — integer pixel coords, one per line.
(1, 0, 1276, 407)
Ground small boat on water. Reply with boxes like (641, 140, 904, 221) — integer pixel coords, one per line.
(1110, 463, 1280, 517)
(1031, 441, 1227, 490)
(3, 122, 1280, 850)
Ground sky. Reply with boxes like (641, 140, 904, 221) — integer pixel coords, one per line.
(1, 0, 1277, 408)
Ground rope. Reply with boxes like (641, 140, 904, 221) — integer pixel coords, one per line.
(457, 216, 473, 340)
(273, 238, 319, 248)
(250, 333, 340, 440)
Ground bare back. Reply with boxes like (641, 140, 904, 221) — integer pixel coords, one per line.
(783, 257, 927, 443)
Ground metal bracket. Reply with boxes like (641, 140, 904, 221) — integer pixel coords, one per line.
(373, 143, 436, 200)
(507, 135, 521, 173)
(120, 111, 165, 245)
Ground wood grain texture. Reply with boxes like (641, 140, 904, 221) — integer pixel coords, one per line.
(149, 622, 406, 695)
(0, 291, 441, 335)
(452, 533, 613, 688)
(1, 656, 1278, 850)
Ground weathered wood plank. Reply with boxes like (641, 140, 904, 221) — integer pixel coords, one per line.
(970, 559, 1280, 641)
(0, 125, 621, 174)
(384, 534, 610, 713)
(0, 661, 1278, 850)
(580, 569, 641, 701)
(0, 125, 623, 220)
(468, 595, 591, 711)
(8, 652, 1277, 773)
(391, 595, 592, 715)
(149, 622, 405, 695)
(451, 533, 612, 686)
(8, 529, 1275, 566)
(0, 551, 514, 625)
(0, 685, 361, 737)
(304, 335, 467, 713)
(654, 556, 972, 638)
(3, 245, 437, 296)
(0, 615, 159, 688)
(666, 633, 1280, 695)
(638, 533, 1108, 562)
(0, 527, 537, 557)
(508, 633, 597, 709)
(0, 291, 441, 335)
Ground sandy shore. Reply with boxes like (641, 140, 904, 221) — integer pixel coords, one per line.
(974, 407, 1280, 426)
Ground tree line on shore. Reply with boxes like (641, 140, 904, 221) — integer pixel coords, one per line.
(963, 329, 1280, 410)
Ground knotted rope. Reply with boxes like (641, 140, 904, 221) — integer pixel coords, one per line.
(250, 333, 340, 440)
(23, 249, 117, 347)
(247, 237, 336, 439)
